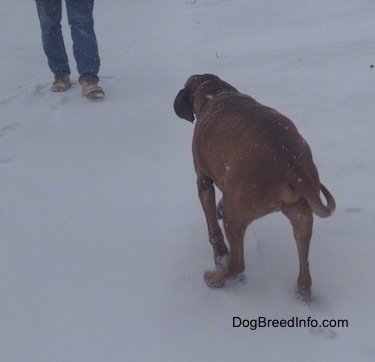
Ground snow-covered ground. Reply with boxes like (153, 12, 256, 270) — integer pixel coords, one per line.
(1, 0, 374, 361)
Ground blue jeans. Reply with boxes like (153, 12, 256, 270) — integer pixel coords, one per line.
(36, 0, 100, 83)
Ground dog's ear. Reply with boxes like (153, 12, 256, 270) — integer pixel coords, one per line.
(174, 88, 195, 123)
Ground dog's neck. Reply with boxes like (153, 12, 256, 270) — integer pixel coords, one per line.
(193, 80, 239, 116)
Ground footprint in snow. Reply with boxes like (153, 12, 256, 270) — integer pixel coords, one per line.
(310, 326, 337, 340)
(0, 157, 14, 167)
(0, 94, 18, 106)
(32, 82, 50, 96)
(0, 123, 21, 137)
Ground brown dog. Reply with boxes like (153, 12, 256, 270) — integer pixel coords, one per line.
(174, 74, 335, 301)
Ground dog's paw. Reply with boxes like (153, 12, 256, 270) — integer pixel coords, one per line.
(295, 286, 312, 304)
(204, 270, 226, 288)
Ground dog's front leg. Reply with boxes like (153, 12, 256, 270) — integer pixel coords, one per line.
(197, 175, 229, 269)
(204, 214, 247, 287)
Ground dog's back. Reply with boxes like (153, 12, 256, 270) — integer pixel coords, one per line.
(193, 89, 324, 217)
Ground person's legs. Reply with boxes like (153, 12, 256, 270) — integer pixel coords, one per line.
(65, 0, 100, 83)
(35, 0, 70, 75)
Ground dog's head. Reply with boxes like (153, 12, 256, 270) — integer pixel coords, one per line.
(174, 74, 238, 123)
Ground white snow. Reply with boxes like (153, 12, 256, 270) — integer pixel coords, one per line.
(1, 0, 374, 361)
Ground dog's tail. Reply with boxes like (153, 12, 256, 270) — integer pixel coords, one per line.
(305, 183, 336, 218)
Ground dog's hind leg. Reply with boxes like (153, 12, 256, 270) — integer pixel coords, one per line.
(197, 175, 229, 269)
(282, 199, 313, 302)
